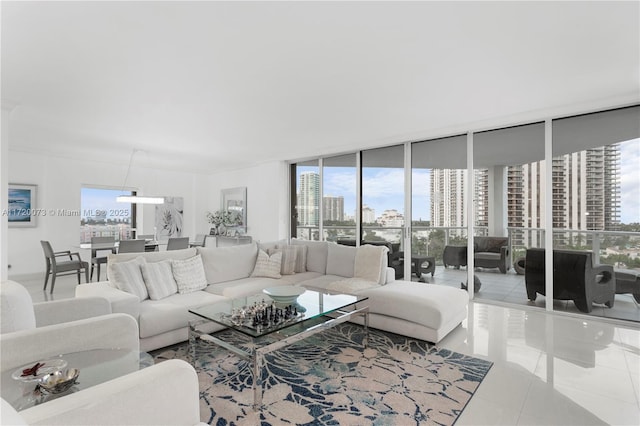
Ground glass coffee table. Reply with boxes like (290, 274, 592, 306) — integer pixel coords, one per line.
(188, 287, 369, 410)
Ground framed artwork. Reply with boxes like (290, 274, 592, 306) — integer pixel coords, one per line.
(155, 196, 184, 240)
(221, 187, 247, 232)
(8, 184, 38, 227)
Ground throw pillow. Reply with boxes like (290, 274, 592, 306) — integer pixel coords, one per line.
(268, 246, 297, 275)
(140, 260, 178, 300)
(172, 255, 208, 294)
(278, 244, 307, 273)
(251, 250, 282, 279)
(110, 257, 148, 300)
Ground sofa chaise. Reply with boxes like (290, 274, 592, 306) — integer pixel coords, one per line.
(76, 239, 469, 351)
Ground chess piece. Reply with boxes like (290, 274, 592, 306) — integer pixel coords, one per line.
(461, 274, 482, 293)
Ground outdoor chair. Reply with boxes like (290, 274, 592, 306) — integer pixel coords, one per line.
(40, 241, 89, 294)
(167, 237, 189, 250)
(525, 248, 616, 313)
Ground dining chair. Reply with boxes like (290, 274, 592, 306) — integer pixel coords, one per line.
(167, 237, 189, 251)
(90, 236, 116, 282)
(118, 239, 146, 253)
(136, 234, 159, 251)
(189, 234, 207, 248)
(40, 241, 90, 294)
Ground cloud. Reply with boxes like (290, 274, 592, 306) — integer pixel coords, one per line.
(619, 139, 640, 223)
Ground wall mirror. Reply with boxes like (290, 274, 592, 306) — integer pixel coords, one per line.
(221, 187, 247, 232)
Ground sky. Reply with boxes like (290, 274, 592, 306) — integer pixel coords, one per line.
(318, 138, 640, 224)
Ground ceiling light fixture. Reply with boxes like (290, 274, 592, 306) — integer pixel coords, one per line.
(116, 149, 165, 205)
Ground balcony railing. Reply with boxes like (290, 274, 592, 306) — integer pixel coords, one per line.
(297, 225, 640, 271)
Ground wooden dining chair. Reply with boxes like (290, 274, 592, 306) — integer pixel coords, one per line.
(90, 236, 116, 282)
(118, 239, 146, 254)
(167, 237, 189, 251)
(40, 241, 89, 294)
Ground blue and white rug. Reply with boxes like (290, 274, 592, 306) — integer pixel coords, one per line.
(153, 324, 492, 425)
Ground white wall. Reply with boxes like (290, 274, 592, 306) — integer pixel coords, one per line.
(6, 150, 208, 276)
(5, 148, 289, 277)
(207, 161, 290, 244)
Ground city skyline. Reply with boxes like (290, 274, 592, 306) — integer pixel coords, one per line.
(305, 138, 639, 225)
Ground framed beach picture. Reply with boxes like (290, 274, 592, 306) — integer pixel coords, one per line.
(8, 183, 37, 227)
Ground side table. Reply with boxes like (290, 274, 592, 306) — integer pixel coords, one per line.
(411, 256, 435, 280)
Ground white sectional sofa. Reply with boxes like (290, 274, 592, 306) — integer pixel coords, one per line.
(76, 239, 468, 352)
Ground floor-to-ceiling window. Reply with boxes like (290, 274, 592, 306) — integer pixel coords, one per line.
(293, 160, 320, 240)
(288, 105, 640, 323)
(411, 135, 468, 283)
(473, 123, 545, 303)
(80, 186, 136, 243)
(322, 154, 357, 242)
(552, 106, 640, 321)
(361, 145, 405, 277)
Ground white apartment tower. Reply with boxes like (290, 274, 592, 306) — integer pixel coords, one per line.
(298, 172, 320, 226)
(323, 196, 344, 222)
(430, 169, 468, 228)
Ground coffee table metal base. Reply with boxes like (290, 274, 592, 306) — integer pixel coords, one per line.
(189, 305, 369, 410)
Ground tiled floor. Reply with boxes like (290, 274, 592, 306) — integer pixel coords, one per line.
(411, 266, 640, 322)
(11, 273, 640, 425)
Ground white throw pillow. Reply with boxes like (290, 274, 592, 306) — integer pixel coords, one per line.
(280, 244, 308, 273)
(172, 255, 208, 294)
(355, 245, 387, 284)
(251, 250, 282, 279)
(268, 246, 297, 275)
(110, 257, 148, 300)
(140, 260, 178, 300)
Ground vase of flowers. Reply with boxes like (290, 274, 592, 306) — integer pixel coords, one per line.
(206, 210, 242, 235)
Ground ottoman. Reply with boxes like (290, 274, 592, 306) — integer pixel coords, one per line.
(357, 282, 468, 343)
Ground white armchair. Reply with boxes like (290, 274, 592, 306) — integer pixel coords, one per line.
(1, 359, 205, 426)
(0, 281, 205, 425)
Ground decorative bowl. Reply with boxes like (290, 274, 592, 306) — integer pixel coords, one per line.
(39, 368, 80, 394)
(262, 286, 305, 305)
(11, 359, 68, 383)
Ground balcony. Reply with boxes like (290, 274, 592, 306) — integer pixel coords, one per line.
(297, 225, 640, 323)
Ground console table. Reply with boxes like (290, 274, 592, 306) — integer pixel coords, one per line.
(213, 235, 252, 247)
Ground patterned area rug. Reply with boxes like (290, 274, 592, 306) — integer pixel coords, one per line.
(153, 324, 492, 425)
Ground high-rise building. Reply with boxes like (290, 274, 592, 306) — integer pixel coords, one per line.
(362, 205, 376, 224)
(431, 143, 621, 243)
(430, 169, 468, 228)
(298, 172, 320, 226)
(323, 195, 344, 222)
(507, 144, 621, 232)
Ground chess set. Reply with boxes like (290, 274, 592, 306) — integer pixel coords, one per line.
(224, 299, 303, 331)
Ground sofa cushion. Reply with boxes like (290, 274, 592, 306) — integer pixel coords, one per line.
(108, 248, 197, 268)
(355, 244, 388, 283)
(138, 291, 226, 338)
(299, 274, 349, 292)
(268, 246, 297, 275)
(326, 243, 356, 278)
(172, 255, 208, 294)
(251, 250, 282, 279)
(358, 282, 468, 329)
(140, 260, 178, 300)
(110, 257, 148, 300)
(292, 239, 327, 274)
(205, 277, 289, 299)
(196, 243, 258, 284)
(326, 278, 380, 294)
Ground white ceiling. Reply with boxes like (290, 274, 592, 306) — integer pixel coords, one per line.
(2, 1, 639, 174)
